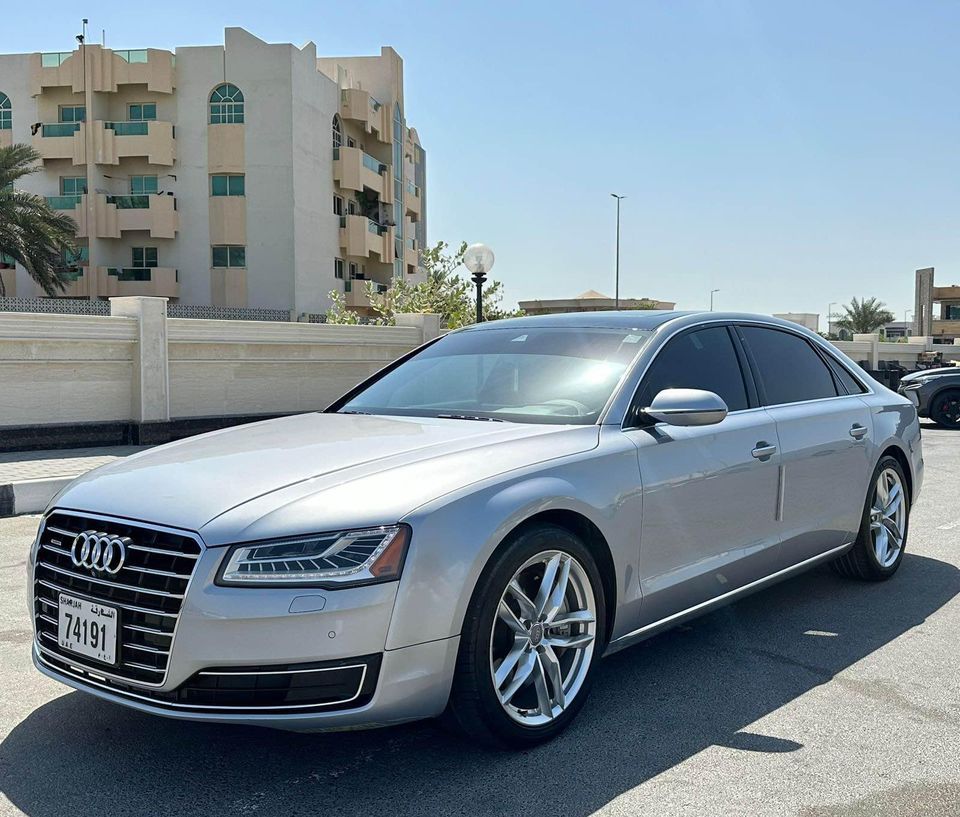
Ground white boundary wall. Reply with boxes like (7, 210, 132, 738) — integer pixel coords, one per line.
(0, 297, 438, 428)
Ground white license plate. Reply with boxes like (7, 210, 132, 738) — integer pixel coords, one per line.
(58, 593, 118, 665)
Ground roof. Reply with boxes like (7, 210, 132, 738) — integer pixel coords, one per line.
(575, 289, 609, 299)
(463, 310, 697, 332)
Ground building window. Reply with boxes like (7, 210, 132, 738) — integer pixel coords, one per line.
(348, 261, 361, 279)
(334, 258, 344, 279)
(132, 247, 158, 268)
(212, 245, 246, 268)
(346, 136, 356, 149)
(128, 103, 157, 121)
(333, 195, 343, 216)
(209, 84, 244, 124)
(210, 174, 245, 196)
(0, 93, 10, 130)
(59, 105, 86, 123)
(130, 175, 159, 195)
(63, 246, 89, 269)
(60, 176, 87, 196)
(332, 115, 342, 149)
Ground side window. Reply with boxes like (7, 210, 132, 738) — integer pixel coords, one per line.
(633, 326, 749, 419)
(824, 354, 867, 395)
(739, 326, 838, 405)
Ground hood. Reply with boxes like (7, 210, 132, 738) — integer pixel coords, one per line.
(900, 367, 960, 383)
(52, 413, 599, 540)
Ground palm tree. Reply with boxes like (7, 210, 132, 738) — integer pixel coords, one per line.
(834, 297, 895, 335)
(0, 143, 78, 297)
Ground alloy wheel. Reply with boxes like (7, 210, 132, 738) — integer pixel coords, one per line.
(870, 467, 906, 568)
(489, 550, 597, 726)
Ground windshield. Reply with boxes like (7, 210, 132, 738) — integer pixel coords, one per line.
(338, 326, 652, 424)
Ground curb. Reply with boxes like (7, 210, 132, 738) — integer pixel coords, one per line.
(0, 476, 73, 517)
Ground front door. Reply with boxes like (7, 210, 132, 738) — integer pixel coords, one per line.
(623, 325, 783, 627)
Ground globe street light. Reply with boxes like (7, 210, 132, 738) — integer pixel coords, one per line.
(463, 243, 495, 324)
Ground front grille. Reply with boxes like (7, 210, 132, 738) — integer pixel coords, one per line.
(33, 511, 202, 686)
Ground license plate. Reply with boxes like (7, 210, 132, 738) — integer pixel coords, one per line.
(57, 593, 118, 665)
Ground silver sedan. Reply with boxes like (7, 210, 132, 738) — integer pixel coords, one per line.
(28, 311, 923, 748)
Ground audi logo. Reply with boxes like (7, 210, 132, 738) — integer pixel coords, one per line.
(70, 531, 130, 575)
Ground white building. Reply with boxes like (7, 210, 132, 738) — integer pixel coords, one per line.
(0, 28, 427, 317)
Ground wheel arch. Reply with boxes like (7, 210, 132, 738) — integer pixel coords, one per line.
(878, 443, 914, 502)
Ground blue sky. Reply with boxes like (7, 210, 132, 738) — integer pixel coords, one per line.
(4, 1, 958, 317)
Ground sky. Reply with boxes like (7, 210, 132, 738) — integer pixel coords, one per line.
(3, 1, 959, 318)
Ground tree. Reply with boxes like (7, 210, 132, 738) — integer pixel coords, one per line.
(326, 240, 523, 328)
(0, 143, 78, 297)
(833, 297, 895, 335)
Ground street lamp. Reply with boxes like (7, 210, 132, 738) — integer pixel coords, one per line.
(610, 194, 626, 309)
(463, 243, 495, 324)
(710, 288, 720, 311)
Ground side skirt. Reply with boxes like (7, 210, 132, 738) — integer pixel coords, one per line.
(603, 542, 853, 656)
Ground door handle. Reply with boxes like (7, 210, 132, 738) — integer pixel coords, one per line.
(752, 442, 777, 460)
(849, 424, 868, 440)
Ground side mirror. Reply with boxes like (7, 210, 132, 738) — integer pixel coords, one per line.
(642, 388, 728, 427)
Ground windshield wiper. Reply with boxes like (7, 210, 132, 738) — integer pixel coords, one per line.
(435, 413, 506, 422)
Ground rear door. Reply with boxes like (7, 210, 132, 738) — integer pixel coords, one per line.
(623, 324, 783, 627)
(736, 325, 873, 567)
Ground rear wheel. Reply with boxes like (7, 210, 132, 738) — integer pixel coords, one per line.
(446, 524, 606, 748)
(833, 455, 909, 581)
(929, 389, 960, 428)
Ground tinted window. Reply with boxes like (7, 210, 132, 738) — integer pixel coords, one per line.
(740, 326, 838, 405)
(633, 326, 749, 417)
(824, 355, 867, 394)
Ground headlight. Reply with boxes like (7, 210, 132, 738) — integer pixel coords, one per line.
(217, 524, 411, 588)
(901, 381, 924, 390)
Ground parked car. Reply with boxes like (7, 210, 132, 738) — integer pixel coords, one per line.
(898, 366, 960, 428)
(28, 311, 923, 748)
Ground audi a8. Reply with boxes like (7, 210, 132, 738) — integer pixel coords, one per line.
(28, 311, 922, 747)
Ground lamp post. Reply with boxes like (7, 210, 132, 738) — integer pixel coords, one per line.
(463, 243, 495, 325)
(610, 194, 626, 309)
(828, 302, 836, 337)
(710, 288, 720, 311)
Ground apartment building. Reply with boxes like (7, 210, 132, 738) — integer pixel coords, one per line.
(0, 27, 427, 316)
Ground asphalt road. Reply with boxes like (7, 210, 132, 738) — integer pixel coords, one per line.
(1, 425, 958, 817)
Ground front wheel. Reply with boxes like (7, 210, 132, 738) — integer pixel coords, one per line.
(930, 389, 960, 429)
(833, 455, 909, 581)
(445, 524, 606, 748)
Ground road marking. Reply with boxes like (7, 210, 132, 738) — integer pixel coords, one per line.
(936, 519, 960, 530)
(804, 630, 839, 637)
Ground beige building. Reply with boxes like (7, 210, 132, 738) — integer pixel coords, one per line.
(773, 312, 820, 332)
(518, 290, 675, 316)
(914, 267, 960, 341)
(0, 28, 427, 316)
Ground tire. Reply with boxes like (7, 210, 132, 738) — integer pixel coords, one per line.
(929, 389, 960, 429)
(832, 455, 910, 581)
(445, 523, 607, 749)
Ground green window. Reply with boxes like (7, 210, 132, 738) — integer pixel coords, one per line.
(210, 174, 245, 196)
(130, 175, 159, 195)
(209, 84, 244, 124)
(0, 93, 10, 130)
(63, 246, 89, 267)
(60, 176, 87, 196)
(59, 105, 86, 123)
(128, 103, 157, 121)
(211, 245, 246, 268)
(132, 247, 158, 268)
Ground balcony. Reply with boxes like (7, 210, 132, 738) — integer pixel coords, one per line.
(339, 88, 389, 143)
(403, 237, 420, 272)
(94, 120, 176, 166)
(404, 179, 422, 220)
(102, 266, 179, 297)
(333, 146, 390, 200)
(33, 122, 85, 165)
(104, 193, 179, 239)
(0, 267, 15, 297)
(344, 278, 389, 310)
(31, 46, 175, 95)
(45, 195, 86, 236)
(339, 214, 391, 262)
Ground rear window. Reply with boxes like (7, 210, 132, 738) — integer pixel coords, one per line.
(739, 326, 839, 405)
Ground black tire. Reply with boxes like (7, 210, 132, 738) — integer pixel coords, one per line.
(832, 455, 910, 581)
(929, 389, 960, 429)
(445, 523, 607, 749)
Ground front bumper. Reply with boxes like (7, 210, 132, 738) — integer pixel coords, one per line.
(898, 384, 927, 414)
(29, 511, 460, 731)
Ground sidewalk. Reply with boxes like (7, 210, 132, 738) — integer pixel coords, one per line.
(0, 446, 148, 516)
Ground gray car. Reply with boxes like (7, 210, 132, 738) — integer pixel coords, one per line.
(28, 311, 923, 748)
(898, 366, 960, 428)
